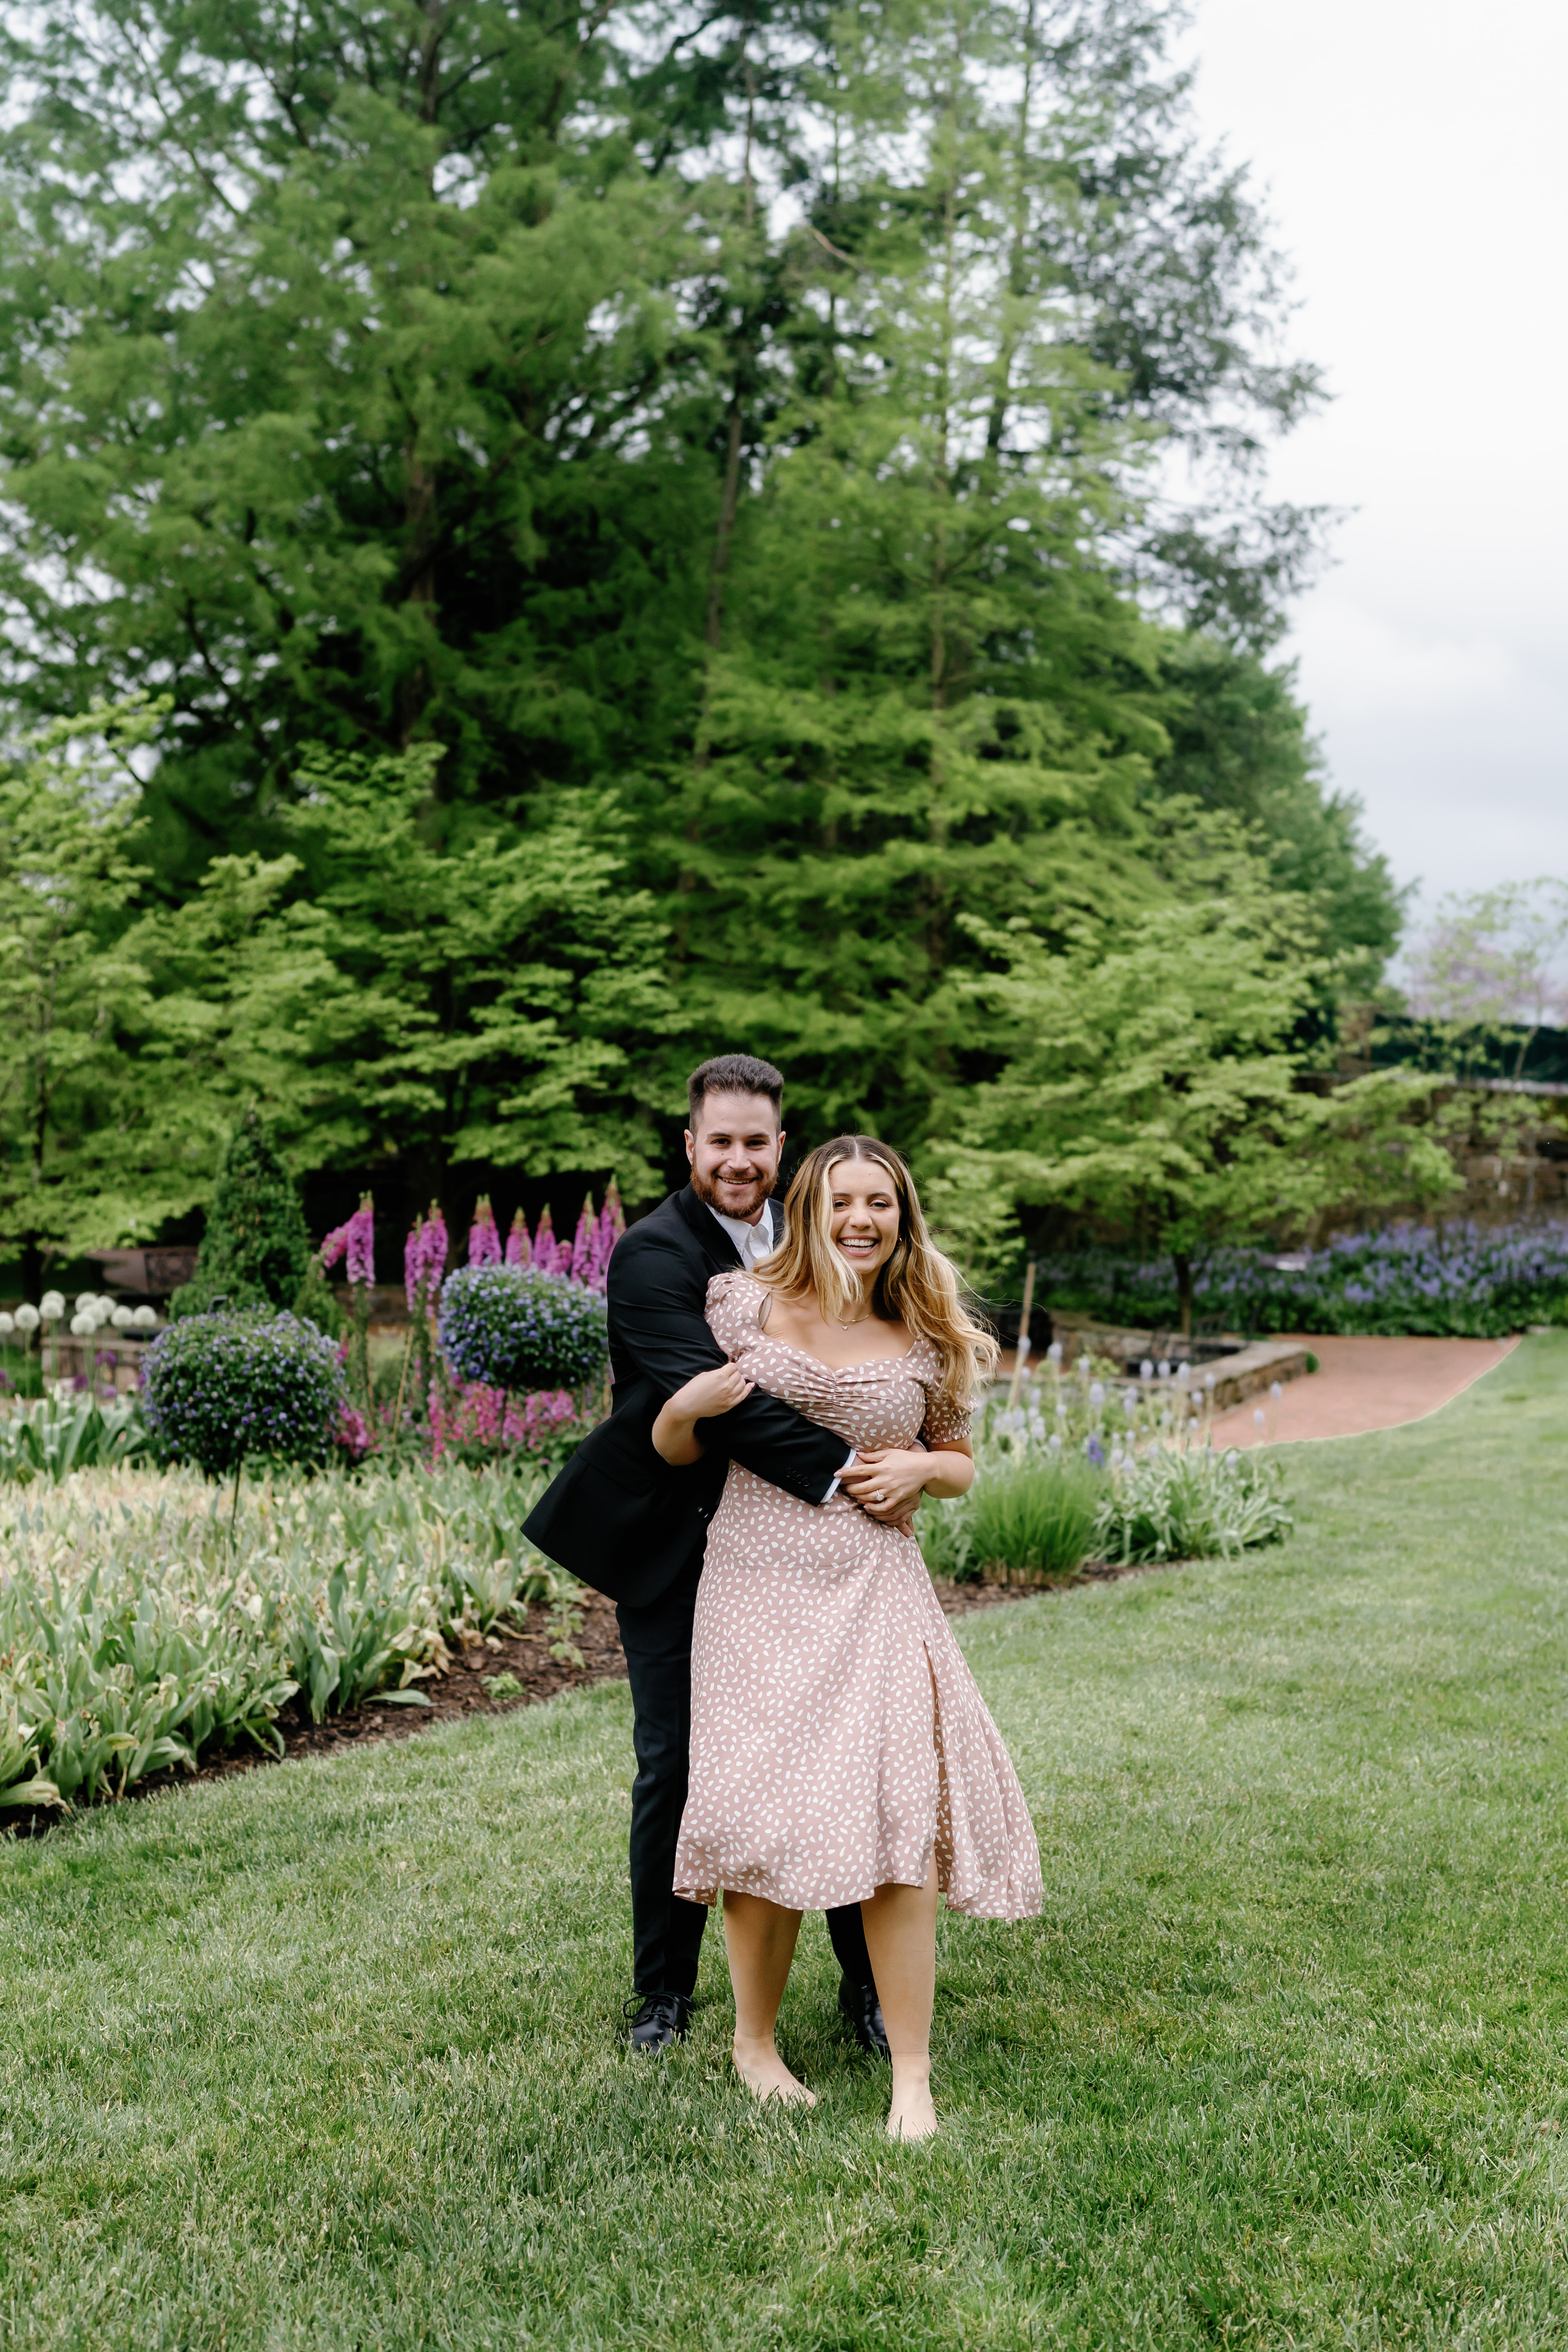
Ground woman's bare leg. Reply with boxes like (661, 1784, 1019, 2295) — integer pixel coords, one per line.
(722, 1890, 815, 2106)
(860, 1863, 940, 2140)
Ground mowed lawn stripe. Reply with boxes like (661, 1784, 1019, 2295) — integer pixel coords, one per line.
(4, 1332, 1567, 2348)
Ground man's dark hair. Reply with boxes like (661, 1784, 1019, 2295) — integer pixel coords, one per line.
(687, 1054, 784, 1127)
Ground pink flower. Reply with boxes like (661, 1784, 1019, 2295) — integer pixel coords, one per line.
(468, 1195, 501, 1267)
(322, 1194, 374, 1287)
(405, 1204, 449, 1313)
(335, 1402, 374, 1460)
(570, 1194, 595, 1284)
(425, 1380, 577, 1460)
(506, 1210, 531, 1268)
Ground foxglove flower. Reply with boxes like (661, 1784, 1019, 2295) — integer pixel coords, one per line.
(468, 1195, 501, 1267)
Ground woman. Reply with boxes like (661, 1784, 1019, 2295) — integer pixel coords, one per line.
(651, 1136, 1042, 2141)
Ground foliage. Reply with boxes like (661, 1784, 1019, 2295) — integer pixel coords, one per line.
(1403, 880, 1568, 1078)
(171, 1111, 313, 1319)
(140, 1312, 346, 1477)
(0, 1460, 567, 1806)
(962, 1458, 1103, 1583)
(437, 1265, 609, 1395)
(1093, 1446, 1292, 1565)
(0, 0, 1399, 1199)
(1151, 640, 1402, 982)
(929, 878, 1461, 1315)
(0, 1392, 147, 1484)
(918, 1359, 1288, 1579)
(1040, 1222, 1568, 1340)
(0, 700, 166, 1280)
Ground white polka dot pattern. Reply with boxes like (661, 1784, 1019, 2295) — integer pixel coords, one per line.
(672, 1272, 1043, 1920)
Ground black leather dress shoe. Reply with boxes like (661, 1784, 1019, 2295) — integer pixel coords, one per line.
(838, 1975, 890, 2059)
(625, 1992, 693, 2052)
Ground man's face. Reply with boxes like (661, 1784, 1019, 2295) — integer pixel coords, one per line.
(685, 1091, 784, 1224)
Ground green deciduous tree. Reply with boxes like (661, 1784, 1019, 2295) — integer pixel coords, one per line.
(929, 871, 1458, 1328)
(0, 702, 168, 1289)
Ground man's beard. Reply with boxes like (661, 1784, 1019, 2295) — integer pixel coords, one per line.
(691, 1163, 777, 1217)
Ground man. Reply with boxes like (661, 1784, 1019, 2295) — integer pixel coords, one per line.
(523, 1053, 934, 2052)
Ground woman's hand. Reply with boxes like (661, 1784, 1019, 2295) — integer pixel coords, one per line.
(651, 1360, 755, 1465)
(679, 1363, 755, 1420)
(840, 1447, 937, 1524)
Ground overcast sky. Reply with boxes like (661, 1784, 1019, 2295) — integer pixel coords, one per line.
(1185, 0, 1568, 924)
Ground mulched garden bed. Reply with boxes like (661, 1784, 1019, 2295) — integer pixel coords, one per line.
(5, 1566, 1170, 1834)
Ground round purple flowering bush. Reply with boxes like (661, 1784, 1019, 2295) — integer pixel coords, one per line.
(141, 1310, 347, 1476)
(438, 1264, 608, 1392)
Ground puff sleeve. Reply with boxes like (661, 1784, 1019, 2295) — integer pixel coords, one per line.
(704, 1269, 765, 1363)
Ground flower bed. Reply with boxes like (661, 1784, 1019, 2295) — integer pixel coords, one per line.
(1035, 1221, 1568, 1340)
(916, 1363, 1292, 1583)
(0, 1460, 574, 1810)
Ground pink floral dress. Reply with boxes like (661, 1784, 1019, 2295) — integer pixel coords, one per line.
(672, 1272, 1042, 1920)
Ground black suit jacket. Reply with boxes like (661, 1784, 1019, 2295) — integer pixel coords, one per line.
(521, 1185, 850, 1608)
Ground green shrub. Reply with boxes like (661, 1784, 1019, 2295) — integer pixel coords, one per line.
(1094, 1447, 1292, 1565)
(963, 1457, 1103, 1581)
(171, 1111, 314, 1319)
(141, 1310, 345, 1475)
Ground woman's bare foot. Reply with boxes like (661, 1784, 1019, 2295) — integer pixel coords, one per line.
(886, 2065, 938, 2141)
(733, 2034, 816, 2108)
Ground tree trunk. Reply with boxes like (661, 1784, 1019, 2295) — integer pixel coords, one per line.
(1173, 1252, 1194, 1339)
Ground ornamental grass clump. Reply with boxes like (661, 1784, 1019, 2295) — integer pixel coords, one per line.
(964, 1456, 1103, 1582)
(141, 1310, 346, 1476)
(438, 1264, 608, 1394)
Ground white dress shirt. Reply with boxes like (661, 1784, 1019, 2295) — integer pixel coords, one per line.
(705, 1197, 777, 1269)
(703, 1196, 855, 1494)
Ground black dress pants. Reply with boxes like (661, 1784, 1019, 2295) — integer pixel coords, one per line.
(616, 1558, 876, 1999)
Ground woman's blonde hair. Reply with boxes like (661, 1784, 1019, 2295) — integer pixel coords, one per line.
(757, 1136, 998, 1410)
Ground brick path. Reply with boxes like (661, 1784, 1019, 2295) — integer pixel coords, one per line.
(1209, 1333, 1520, 1449)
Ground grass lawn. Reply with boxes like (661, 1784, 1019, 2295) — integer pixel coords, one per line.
(6, 1334, 1568, 2349)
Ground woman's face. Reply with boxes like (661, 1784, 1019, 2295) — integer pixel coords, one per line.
(826, 1158, 902, 1285)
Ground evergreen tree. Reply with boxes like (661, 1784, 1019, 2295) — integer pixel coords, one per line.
(171, 1112, 313, 1317)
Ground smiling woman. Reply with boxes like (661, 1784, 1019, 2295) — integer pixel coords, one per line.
(652, 1132, 1035, 2145)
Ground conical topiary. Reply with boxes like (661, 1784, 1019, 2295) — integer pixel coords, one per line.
(169, 1111, 314, 1321)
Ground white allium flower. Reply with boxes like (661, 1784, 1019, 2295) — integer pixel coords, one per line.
(0, 1312, 13, 1336)
(111, 1305, 134, 1330)
(1269, 1380, 1283, 1399)
(1047, 1431, 1062, 1452)
(14, 1303, 39, 1332)
(1253, 1406, 1266, 1426)
(1045, 1339, 1062, 1363)
(1157, 1359, 1170, 1379)
(1140, 1359, 1153, 1380)
(40, 1291, 64, 1319)
(132, 1304, 158, 1330)
(75, 1292, 97, 1314)
(70, 1314, 91, 1336)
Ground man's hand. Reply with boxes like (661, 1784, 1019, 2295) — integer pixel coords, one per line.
(839, 1446, 931, 1524)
